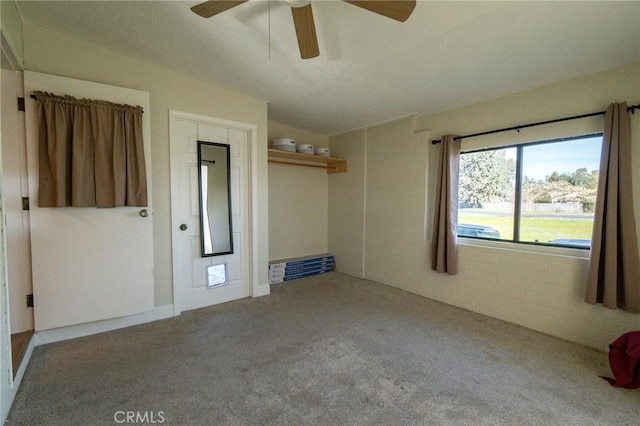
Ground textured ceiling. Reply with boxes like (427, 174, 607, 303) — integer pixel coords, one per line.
(16, 1, 640, 135)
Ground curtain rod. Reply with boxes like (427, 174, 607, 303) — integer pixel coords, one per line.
(29, 94, 144, 113)
(431, 103, 640, 145)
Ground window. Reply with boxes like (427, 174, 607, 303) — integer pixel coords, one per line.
(457, 134, 602, 249)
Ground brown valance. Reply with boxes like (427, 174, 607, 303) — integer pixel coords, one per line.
(34, 91, 148, 208)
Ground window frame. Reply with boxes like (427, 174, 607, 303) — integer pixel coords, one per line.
(457, 132, 603, 250)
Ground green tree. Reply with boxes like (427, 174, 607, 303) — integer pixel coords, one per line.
(459, 150, 515, 208)
(547, 171, 571, 183)
(546, 168, 598, 189)
(571, 168, 598, 189)
(534, 193, 552, 203)
(529, 167, 599, 212)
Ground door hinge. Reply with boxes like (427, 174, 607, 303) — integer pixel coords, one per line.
(26, 294, 34, 308)
(17, 97, 25, 112)
(22, 197, 30, 211)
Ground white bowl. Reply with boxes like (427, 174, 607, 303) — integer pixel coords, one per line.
(272, 138, 296, 152)
(315, 147, 330, 157)
(296, 143, 314, 155)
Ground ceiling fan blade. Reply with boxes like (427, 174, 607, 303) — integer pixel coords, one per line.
(291, 5, 320, 59)
(343, 1, 416, 22)
(191, 0, 248, 18)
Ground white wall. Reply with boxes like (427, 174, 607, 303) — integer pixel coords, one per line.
(329, 63, 640, 351)
(1, 0, 24, 68)
(23, 23, 269, 307)
(328, 129, 366, 277)
(268, 121, 329, 261)
(363, 118, 431, 287)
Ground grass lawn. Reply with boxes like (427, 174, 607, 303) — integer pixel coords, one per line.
(458, 214, 594, 243)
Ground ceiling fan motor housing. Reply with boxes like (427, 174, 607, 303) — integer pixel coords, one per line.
(282, 0, 312, 8)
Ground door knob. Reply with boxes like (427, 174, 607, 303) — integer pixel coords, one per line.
(180, 224, 188, 231)
(139, 209, 150, 218)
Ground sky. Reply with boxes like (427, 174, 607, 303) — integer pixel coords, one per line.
(504, 136, 602, 181)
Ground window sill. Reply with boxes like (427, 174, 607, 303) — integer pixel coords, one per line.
(457, 237, 590, 259)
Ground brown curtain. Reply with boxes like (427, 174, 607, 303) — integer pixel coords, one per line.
(36, 91, 147, 208)
(431, 134, 461, 274)
(585, 102, 640, 313)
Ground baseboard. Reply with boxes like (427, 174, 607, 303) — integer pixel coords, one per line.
(34, 305, 175, 346)
(253, 284, 270, 298)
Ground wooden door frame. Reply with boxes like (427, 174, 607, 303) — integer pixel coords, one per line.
(169, 110, 261, 316)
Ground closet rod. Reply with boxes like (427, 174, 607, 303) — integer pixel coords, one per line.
(431, 103, 640, 145)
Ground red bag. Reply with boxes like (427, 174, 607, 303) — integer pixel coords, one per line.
(603, 331, 640, 389)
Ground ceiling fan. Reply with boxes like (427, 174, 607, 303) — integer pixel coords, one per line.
(191, 0, 416, 59)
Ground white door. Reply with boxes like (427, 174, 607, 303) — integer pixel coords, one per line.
(0, 74, 15, 426)
(170, 112, 250, 312)
(24, 71, 154, 331)
(1, 69, 33, 334)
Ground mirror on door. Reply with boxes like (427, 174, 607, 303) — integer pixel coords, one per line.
(198, 141, 233, 257)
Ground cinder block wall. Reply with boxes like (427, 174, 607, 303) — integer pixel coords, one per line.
(329, 63, 640, 351)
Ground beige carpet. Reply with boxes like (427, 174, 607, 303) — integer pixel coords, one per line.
(7, 272, 640, 425)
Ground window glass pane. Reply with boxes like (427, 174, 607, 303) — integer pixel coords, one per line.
(519, 136, 602, 248)
(458, 148, 517, 241)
